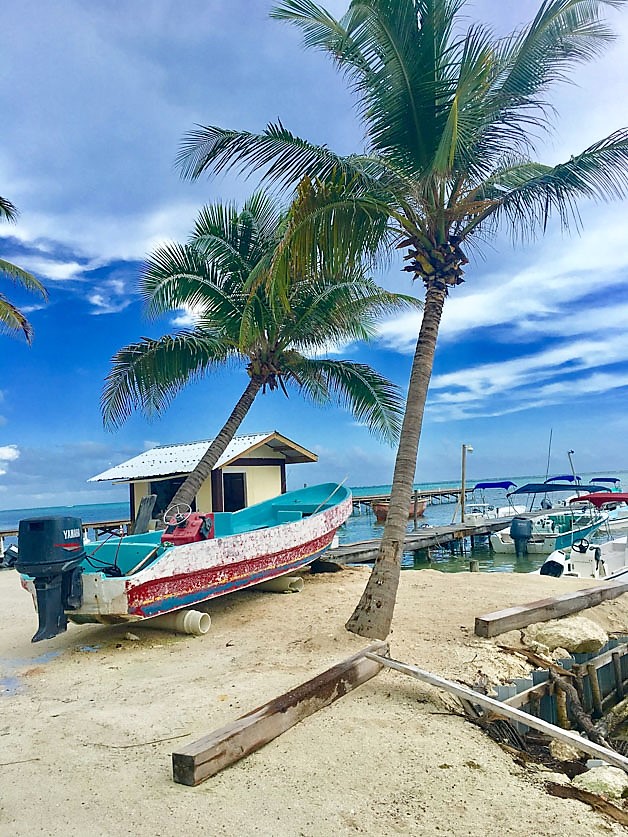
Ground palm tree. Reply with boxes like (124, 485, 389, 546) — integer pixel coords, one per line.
(176, 0, 628, 638)
(102, 190, 419, 510)
(0, 196, 47, 343)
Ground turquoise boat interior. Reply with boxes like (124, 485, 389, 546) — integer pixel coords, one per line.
(82, 482, 350, 577)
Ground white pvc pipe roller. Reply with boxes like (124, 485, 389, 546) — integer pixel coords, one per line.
(257, 575, 304, 593)
(144, 609, 211, 635)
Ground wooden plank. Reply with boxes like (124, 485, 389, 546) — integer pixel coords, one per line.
(474, 581, 628, 638)
(364, 653, 628, 773)
(172, 641, 388, 786)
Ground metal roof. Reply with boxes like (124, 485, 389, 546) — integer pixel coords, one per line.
(88, 431, 317, 483)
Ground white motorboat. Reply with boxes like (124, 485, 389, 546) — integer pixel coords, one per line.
(539, 534, 628, 580)
(464, 481, 525, 524)
(489, 481, 609, 556)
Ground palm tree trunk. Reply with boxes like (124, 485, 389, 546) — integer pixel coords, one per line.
(345, 283, 447, 639)
(167, 376, 263, 510)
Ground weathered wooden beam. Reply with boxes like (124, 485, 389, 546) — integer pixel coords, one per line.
(172, 641, 388, 786)
(474, 581, 628, 638)
(364, 652, 628, 773)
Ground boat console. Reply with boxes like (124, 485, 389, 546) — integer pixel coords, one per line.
(161, 512, 215, 546)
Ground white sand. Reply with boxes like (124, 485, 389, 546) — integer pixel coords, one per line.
(1, 566, 628, 836)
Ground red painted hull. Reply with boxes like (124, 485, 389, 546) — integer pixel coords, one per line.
(372, 499, 428, 523)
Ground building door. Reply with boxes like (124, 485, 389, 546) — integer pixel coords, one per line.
(223, 473, 246, 512)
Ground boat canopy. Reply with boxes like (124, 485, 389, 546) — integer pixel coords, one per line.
(544, 474, 581, 483)
(569, 492, 628, 508)
(508, 482, 604, 496)
(472, 481, 516, 491)
(591, 477, 621, 484)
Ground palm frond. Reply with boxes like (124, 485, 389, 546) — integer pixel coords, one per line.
(0, 259, 47, 298)
(0, 291, 33, 343)
(140, 241, 245, 331)
(177, 122, 359, 189)
(467, 128, 628, 238)
(102, 331, 234, 429)
(285, 356, 404, 444)
(0, 196, 18, 222)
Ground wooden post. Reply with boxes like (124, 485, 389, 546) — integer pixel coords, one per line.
(364, 652, 628, 773)
(172, 641, 388, 786)
(475, 580, 628, 637)
(556, 689, 570, 729)
(612, 652, 625, 701)
(587, 663, 604, 719)
(469, 560, 480, 573)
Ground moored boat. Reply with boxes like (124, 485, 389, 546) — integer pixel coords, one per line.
(17, 482, 352, 642)
(464, 481, 525, 524)
(568, 490, 628, 532)
(489, 481, 608, 555)
(539, 534, 628, 580)
(371, 498, 428, 523)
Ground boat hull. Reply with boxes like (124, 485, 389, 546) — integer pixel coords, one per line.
(490, 515, 606, 555)
(372, 499, 428, 523)
(21, 488, 352, 626)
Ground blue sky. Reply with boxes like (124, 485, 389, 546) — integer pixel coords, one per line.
(1, 0, 628, 509)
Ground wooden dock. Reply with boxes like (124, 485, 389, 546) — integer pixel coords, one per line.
(352, 486, 472, 509)
(328, 517, 514, 564)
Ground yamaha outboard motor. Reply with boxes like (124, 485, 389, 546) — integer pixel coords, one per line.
(509, 516, 533, 558)
(16, 516, 85, 642)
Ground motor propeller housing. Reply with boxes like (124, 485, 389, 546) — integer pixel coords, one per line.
(16, 516, 85, 642)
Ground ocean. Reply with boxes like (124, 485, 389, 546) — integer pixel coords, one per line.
(2, 471, 625, 574)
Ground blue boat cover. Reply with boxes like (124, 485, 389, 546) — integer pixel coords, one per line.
(509, 482, 604, 495)
(592, 477, 621, 484)
(472, 481, 516, 490)
(544, 474, 581, 483)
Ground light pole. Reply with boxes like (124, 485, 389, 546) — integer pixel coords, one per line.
(567, 449, 581, 496)
(461, 444, 474, 523)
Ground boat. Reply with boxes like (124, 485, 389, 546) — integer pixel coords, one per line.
(590, 476, 623, 492)
(16, 482, 352, 643)
(464, 481, 525, 524)
(489, 482, 608, 555)
(371, 498, 428, 523)
(568, 490, 628, 532)
(539, 534, 628, 580)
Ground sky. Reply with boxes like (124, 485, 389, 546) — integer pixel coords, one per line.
(1, 0, 628, 510)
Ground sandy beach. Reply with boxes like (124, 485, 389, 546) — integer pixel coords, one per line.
(2, 565, 628, 836)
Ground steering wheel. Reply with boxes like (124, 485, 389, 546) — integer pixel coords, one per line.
(163, 503, 192, 526)
(572, 538, 590, 554)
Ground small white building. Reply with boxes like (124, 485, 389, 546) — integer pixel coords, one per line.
(89, 431, 318, 524)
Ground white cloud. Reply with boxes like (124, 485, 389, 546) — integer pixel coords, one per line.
(2, 253, 85, 282)
(171, 304, 204, 328)
(0, 444, 20, 476)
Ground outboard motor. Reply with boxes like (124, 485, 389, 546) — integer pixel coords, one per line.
(17, 516, 85, 642)
(539, 551, 565, 577)
(509, 516, 533, 558)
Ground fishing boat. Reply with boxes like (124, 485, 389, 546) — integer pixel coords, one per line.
(489, 482, 608, 555)
(539, 534, 628, 580)
(16, 482, 352, 643)
(371, 497, 428, 523)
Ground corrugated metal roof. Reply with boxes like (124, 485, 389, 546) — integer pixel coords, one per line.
(89, 432, 317, 483)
